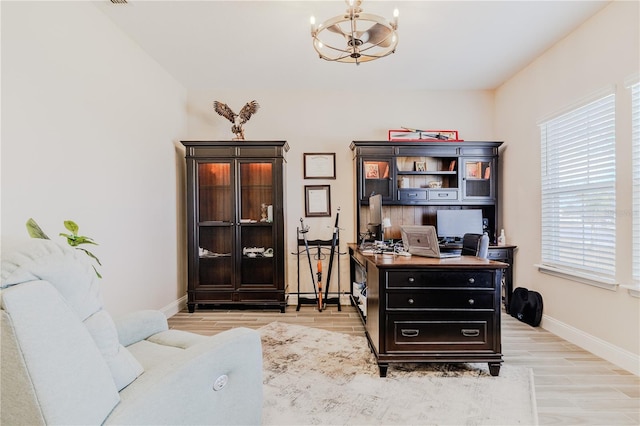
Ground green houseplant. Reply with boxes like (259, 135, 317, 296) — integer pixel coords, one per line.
(26, 218, 102, 278)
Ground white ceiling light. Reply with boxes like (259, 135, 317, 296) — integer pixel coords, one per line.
(310, 0, 399, 65)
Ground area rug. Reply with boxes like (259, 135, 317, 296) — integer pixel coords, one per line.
(259, 322, 538, 425)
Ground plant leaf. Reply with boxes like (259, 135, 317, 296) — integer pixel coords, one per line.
(77, 247, 102, 265)
(63, 220, 79, 236)
(59, 232, 78, 246)
(26, 218, 50, 239)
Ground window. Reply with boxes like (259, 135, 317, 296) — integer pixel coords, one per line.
(539, 93, 616, 285)
(632, 82, 640, 285)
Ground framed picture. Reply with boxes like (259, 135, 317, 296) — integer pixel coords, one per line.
(415, 161, 426, 172)
(466, 161, 481, 178)
(304, 153, 336, 179)
(304, 185, 331, 217)
(365, 163, 380, 179)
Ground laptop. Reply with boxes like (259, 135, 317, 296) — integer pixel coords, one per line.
(400, 225, 461, 259)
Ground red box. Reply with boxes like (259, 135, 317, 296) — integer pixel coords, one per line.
(388, 129, 462, 142)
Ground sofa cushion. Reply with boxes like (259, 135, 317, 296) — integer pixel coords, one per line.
(85, 310, 144, 390)
(1, 239, 102, 321)
(126, 330, 209, 370)
(1, 280, 119, 425)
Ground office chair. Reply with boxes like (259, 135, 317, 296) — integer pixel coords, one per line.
(461, 233, 490, 259)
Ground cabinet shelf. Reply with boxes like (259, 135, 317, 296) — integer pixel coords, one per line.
(398, 171, 457, 175)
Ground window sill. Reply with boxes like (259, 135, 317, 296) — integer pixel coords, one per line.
(620, 284, 640, 298)
(535, 264, 618, 291)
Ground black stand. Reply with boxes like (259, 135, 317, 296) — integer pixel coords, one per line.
(294, 230, 342, 311)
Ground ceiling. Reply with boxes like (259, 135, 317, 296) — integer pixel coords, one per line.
(96, 0, 611, 91)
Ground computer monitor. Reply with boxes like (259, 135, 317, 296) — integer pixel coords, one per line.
(436, 209, 483, 241)
(367, 194, 383, 241)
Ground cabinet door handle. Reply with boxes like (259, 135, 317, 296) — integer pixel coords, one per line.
(461, 329, 480, 337)
(408, 277, 415, 283)
(468, 278, 475, 284)
(407, 298, 414, 305)
(468, 298, 475, 305)
(401, 329, 419, 338)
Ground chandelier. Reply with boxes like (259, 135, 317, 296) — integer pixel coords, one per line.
(310, 0, 399, 65)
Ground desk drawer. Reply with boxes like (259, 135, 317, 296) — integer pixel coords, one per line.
(398, 189, 427, 202)
(387, 270, 494, 289)
(386, 314, 495, 352)
(428, 189, 458, 201)
(387, 290, 494, 310)
(487, 249, 510, 261)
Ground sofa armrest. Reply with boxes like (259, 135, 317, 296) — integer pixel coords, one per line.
(114, 310, 169, 347)
(104, 327, 263, 426)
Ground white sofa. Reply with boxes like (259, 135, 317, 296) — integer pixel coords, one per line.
(1, 239, 263, 425)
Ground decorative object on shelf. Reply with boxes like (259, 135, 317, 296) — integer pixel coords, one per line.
(212, 100, 259, 140)
(365, 163, 379, 178)
(415, 161, 426, 172)
(260, 203, 268, 222)
(26, 218, 102, 278)
(309, 0, 398, 65)
(389, 129, 462, 142)
(304, 185, 331, 217)
(303, 153, 336, 179)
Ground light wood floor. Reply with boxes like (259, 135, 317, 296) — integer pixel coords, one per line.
(168, 304, 639, 425)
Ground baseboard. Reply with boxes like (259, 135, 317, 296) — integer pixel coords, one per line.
(160, 294, 187, 318)
(541, 314, 640, 376)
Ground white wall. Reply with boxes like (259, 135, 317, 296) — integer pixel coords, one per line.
(1, 1, 188, 317)
(187, 89, 495, 295)
(495, 1, 640, 373)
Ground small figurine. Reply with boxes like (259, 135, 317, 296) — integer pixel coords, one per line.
(213, 100, 260, 140)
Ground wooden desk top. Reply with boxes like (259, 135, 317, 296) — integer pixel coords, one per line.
(347, 243, 508, 270)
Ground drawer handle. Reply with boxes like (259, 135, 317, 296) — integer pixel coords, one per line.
(468, 278, 475, 284)
(408, 277, 415, 283)
(468, 298, 475, 305)
(408, 193, 418, 198)
(437, 193, 448, 197)
(401, 329, 419, 338)
(461, 329, 480, 337)
(407, 298, 414, 305)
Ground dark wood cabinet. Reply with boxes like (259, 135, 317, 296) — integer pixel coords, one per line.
(349, 244, 505, 377)
(181, 141, 288, 313)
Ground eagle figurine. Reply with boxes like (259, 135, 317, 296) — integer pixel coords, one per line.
(213, 100, 260, 140)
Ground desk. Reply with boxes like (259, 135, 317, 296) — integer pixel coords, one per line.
(348, 244, 507, 377)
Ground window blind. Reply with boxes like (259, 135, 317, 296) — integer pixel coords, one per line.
(540, 93, 616, 281)
(632, 83, 640, 285)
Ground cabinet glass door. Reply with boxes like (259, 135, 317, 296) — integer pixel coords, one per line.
(197, 162, 233, 290)
(361, 158, 393, 201)
(239, 161, 275, 288)
(462, 159, 493, 199)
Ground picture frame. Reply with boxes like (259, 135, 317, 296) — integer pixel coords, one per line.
(304, 185, 331, 217)
(415, 161, 426, 172)
(303, 153, 336, 179)
(365, 163, 380, 179)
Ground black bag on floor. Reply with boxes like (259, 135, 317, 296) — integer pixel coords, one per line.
(510, 287, 543, 327)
